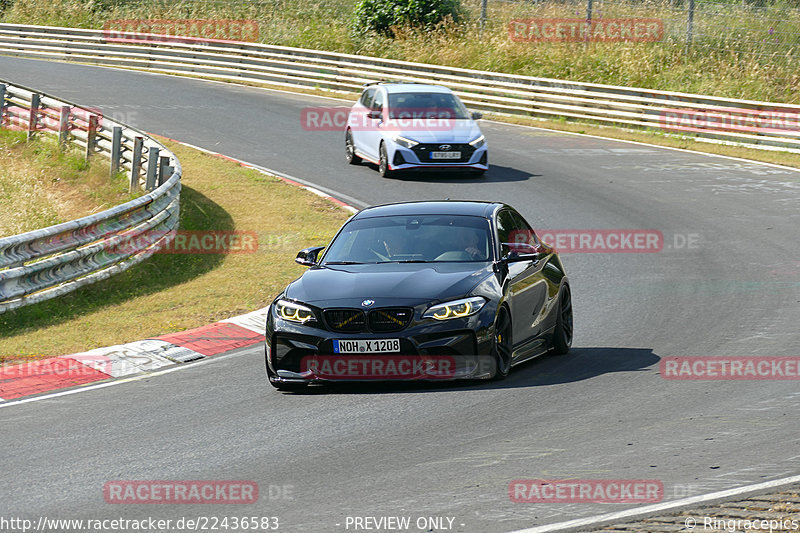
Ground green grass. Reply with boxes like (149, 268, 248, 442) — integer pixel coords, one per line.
(0, 137, 350, 360)
(0, 128, 138, 237)
(2, 0, 799, 103)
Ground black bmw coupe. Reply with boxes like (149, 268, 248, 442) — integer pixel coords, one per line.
(265, 201, 572, 390)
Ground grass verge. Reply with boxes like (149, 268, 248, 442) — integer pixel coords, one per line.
(0, 128, 138, 237)
(0, 136, 351, 361)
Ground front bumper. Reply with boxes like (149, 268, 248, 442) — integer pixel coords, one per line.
(389, 143, 488, 171)
(266, 309, 496, 384)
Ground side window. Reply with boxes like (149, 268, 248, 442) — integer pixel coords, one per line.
(360, 88, 375, 109)
(510, 211, 539, 247)
(372, 89, 385, 111)
(495, 210, 517, 249)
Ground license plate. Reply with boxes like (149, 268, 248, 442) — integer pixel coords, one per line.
(334, 339, 401, 354)
(430, 151, 461, 160)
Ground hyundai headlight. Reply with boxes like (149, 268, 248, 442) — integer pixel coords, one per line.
(468, 134, 486, 149)
(423, 297, 486, 320)
(393, 135, 419, 149)
(275, 299, 315, 324)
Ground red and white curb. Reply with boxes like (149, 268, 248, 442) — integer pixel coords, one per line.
(0, 138, 361, 403)
(0, 309, 269, 401)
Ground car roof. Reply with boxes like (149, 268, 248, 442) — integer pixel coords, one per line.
(369, 83, 453, 95)
(352, 201, 504, 219)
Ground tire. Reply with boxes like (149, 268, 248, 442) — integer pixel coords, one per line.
(491, 306, 513, 380)
(378, 142, 394, 178)
(345, 129, 362, 165)
(551, 285, 573, 355)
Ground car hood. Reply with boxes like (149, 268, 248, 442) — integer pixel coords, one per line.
(394, 120, 482, 144)
(285, 262, 493, 306)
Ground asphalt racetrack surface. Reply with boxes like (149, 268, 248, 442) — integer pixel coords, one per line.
(1, 56, 799, 532)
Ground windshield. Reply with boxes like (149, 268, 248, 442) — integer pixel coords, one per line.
(387, 91, 471, 120)
(322, 215, 491, 264)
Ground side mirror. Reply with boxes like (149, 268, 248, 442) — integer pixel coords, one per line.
(367, 110, 382, 120)
(471, 111, 483, 120)
(295, 246, 325, 266)
(500, 242, 547, 263)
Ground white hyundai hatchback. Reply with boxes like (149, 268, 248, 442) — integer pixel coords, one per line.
(345, 82, 488, 177)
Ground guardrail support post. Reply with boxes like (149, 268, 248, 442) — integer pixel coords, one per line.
(85, 114, 99, 160)
(58, 106, 71, 148)
(586, 0, 593, 22)
(0, 84, 6, 127)
(158, 155, 171, 186)
(130, 136, 144, 192)
(686, 0, 695, 53)
(110, 126, 123, 177)
(27, 93, 40, 140)
(145, 146, 160, 191)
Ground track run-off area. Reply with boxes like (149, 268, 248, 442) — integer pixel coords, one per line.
(1, 55, 799, 532)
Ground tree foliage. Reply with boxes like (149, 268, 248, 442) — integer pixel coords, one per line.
(352, 0, 463, 36)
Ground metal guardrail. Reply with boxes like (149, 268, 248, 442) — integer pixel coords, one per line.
(0, 23, 799, 153)
(0, 79, 181, 313)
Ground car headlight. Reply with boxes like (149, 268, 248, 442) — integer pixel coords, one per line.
(423, 296, 486, 320)
(468, 134, 486, 149)
(393, 135, 419, 149)
(275, 299, 315, 324)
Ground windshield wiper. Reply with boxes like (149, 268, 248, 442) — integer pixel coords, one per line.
(377, 260, 430, 263)
(324, 261, 367, 265)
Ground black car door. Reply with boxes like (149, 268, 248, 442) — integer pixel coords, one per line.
(496, 209, 549, 355)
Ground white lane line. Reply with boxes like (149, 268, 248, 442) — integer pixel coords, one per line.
(0, 346, 254, 409)
(509, 474, 800, 533)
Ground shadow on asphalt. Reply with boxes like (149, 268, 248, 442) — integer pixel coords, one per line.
(277, 347, 660, 395)
(360, 163, 537, 184)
